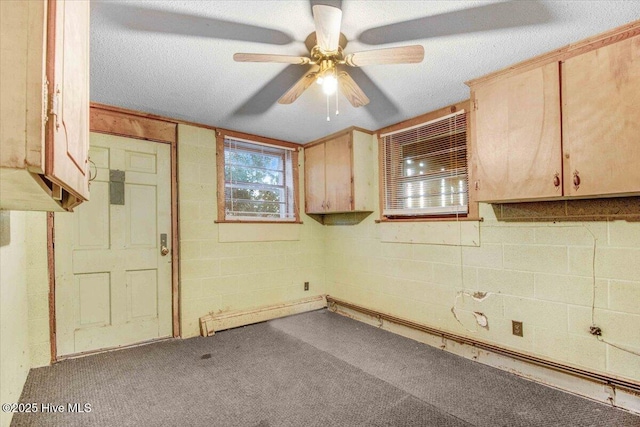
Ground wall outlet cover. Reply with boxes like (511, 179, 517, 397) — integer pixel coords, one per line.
(512, 320, 523, 337)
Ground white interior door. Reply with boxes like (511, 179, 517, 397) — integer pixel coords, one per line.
(55, 133, 172, 356)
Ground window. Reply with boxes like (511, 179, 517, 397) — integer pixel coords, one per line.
(381, 110, 468, 218)
(216, 130, 299, 222)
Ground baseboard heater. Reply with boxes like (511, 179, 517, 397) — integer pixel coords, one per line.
(326, 296, 640, 396)
(199, 295, 327, 336)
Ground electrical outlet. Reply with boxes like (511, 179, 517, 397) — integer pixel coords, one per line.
(512, 321, 523, 337)
(304, 282, 309, 291)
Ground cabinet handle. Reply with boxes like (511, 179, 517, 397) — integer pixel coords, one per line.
(321, 201, 325, 209)
(326, 201, 330, 210)
(553, 173, 560, 188)
(573, 170, 581, 190)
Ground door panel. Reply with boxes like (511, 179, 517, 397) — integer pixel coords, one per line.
(46, 0, 90, 200)
(55, 133, 172, 356)
(325, 134, 352, 212)
(562, 35, 640, 197)
(473, 62, 562, 201)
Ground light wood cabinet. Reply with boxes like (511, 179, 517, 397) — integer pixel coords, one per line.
(562, 35, 640, 197)
(304, 128, 375, 214)
(471, 62, 562, 202)
(0, 0, 90, 212)
(468, 26, 640, 203)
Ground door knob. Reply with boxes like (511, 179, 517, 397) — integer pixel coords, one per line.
(160, 233, 169, 256)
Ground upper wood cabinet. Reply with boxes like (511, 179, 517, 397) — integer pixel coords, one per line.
(471, 62, 562, 202)
(304, 128, 375, 214)
(562, 35, 640, 197)
(0, 0, 90, 212)
(467, 24, 640, 203)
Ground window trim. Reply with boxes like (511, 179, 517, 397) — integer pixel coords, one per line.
(377, 100, 479, 222)
(216, 129, 302, 224)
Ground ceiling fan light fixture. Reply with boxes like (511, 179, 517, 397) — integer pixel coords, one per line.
(322, 74, 337, 95)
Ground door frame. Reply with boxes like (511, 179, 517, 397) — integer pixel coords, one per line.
(48, 104, 185, 362)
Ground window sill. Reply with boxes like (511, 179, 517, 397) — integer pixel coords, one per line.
(215, 220, 303, 224)
(376, 216, 483, 223)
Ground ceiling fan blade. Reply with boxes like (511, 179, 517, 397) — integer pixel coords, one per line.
(278, 65, 321, 104)
(309, 0, 343, 16)
(313, 5, 342, 52)
(233, 65, 312, 116)
(338, 72, 369, 107)
(358, 0, 552, 45)
(95, 3, 294, 45)
(234, 53, 311, 65)
(344, 67, 399, 121)
(344, 45, 424, 67)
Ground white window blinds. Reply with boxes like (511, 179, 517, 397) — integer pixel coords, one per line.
(381, 111, 468, 217)
(224, 137, 295, 221)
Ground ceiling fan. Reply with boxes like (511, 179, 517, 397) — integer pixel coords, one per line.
(233, 5, 425, 111)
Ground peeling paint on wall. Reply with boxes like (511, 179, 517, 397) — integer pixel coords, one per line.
(451, 290, 494, 332)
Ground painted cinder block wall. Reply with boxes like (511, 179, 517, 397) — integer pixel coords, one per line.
(177, 125, 327, 337)
(0, 211, 31, 427)
(325, 134, 640, 383)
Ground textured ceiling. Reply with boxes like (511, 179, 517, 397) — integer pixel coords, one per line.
(91, 1, 639, 144)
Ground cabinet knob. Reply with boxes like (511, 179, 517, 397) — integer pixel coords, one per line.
(553, 173, 560, 188)
(573, 170, 581, 190)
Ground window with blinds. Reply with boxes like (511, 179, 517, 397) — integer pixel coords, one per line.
(381, 111, 468, 217)
(223, 137, 296, 221)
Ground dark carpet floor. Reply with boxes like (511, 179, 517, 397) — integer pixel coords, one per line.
(13, 309, 640, 427)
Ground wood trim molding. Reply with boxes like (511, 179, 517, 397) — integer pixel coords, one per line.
(466, 19, 640, 88)
(292, 149, 301, 221)
(90, 102, 217, 131)
(47, 212, 57, 364)
(171, 127, 180, 337)
(216, 132, 226, 222)
(305, 126, 374, 148)
(199, 295, 327, 336)
(376, 100, 470, 136)
(376, 100, 476, 222)
(217, 128, 301, 150)
(90, 106, 177, 144)
(216, 131, 302, 223)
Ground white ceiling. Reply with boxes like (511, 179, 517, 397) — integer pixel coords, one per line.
(90, 0, 639, 144)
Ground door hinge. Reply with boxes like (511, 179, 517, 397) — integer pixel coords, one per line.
(48, 84, 61, 130)
(43, 80, 49, 125)
(473, 99, 478, 111)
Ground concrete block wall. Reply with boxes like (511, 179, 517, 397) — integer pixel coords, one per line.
(1, 211, 30, 427)
(325, 135, 640, 383)
(177, 125, 326, 337)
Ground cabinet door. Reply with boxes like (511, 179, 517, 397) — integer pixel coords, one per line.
(325, 133, 353, 212)
(45, 0, 90, 201)
(562, 36, 640, 197)
(472, 62, 562, 201)
(304, 142, 326, 213)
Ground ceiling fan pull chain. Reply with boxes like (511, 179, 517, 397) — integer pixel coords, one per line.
(335, 89, 339, 116)
(326, 93, 330, 121)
